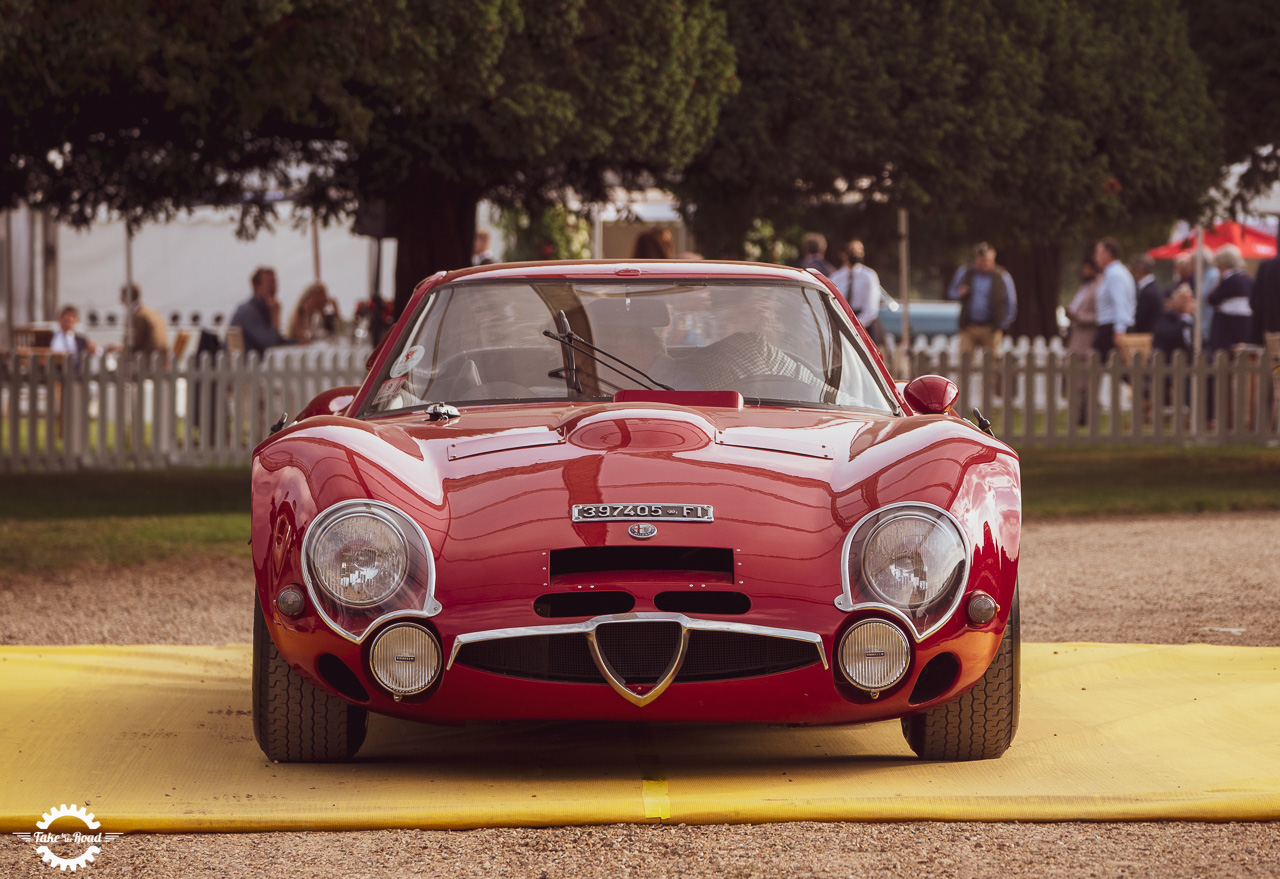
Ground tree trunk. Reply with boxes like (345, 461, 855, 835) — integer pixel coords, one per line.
(1000, 242, 1063, 340)
(391, 169, 481, 317)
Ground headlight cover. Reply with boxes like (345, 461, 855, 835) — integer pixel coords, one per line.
(309, 508, 408, 607)
(839, 503, 970, 638)
(300, 500, 439, 641)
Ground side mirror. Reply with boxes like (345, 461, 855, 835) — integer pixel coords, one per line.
(903, 374, 959, 415)
(296, 386, 360, 421)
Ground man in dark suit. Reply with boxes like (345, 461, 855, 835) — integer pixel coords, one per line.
(1251, 255, 1280, 344)
(1130, 254, 1163, 333)
(48, 305, 99, 369)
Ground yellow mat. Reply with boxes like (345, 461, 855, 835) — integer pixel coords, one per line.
(1, 643, 1277, 832)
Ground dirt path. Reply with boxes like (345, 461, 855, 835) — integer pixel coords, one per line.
(2, 512, 1277, 877)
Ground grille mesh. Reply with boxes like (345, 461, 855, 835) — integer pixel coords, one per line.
(680, 631, 817, 681)
(455, 622, 820, 684)
(595, 621, 683, 682)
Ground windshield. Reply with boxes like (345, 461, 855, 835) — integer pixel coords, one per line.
(361, 279, 897, 415)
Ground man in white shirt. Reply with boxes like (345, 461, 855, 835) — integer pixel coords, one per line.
(1092, 237, 1137, 360)
(829, 239, 883, 346)
(49, 305, 99, 369)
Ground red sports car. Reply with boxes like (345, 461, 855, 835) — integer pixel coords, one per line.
(250, 260, 1021, 762)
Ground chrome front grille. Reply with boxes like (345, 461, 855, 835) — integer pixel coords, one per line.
(594, 620, 684, 683)
(451, 614, 825, 701)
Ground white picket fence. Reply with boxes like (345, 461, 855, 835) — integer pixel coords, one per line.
(3, 338, 1279, 472)
(901, 338, 1280, 447)
(1, 348, 369, 472)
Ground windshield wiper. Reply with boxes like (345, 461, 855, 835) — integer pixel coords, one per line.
(543, 311, 674, 392)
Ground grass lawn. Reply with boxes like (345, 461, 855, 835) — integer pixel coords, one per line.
(0, 469, 251, 573)
(1, 448, 1279, 573)
(1017, 446, 1280, 517)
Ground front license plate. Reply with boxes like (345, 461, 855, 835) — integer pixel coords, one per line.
(571, 503, 714, 523)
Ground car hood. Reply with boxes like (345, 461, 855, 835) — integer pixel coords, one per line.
(258, 399, 1014, 553)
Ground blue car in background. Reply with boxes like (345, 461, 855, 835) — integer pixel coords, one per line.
(876, 290, 960, 341)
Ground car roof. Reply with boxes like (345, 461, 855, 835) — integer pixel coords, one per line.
(428, 260, 823, 288)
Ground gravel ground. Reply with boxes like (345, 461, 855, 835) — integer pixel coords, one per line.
(2, 511, 1277, 877)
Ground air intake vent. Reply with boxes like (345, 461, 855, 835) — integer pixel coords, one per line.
(551, 546, 733, 579)
(534, 591, 636, 618)
(654, 590, 750, 615)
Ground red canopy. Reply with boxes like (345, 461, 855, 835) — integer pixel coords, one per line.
(1148, 221, 1277, 260)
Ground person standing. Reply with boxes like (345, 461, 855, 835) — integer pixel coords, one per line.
(1153, 285, 1197, 410)
(121, 283, 169, 356)
(230, 267, 291, 356)
(632, 227, 674, 259)
(472, 230, 496, 266)
(1130, 253, 1163, 334)
(1206, 244, 1253, 353)
(49, 305, 100, 369)
(829, 238, 883, 346)
(1091, 237, 1136, 361)
(794, 232, 835, 277)
(1065, 256, 1101, 357)
(288, 282, 340, 344)
(1064, 256, 1101, 425)
(946, 242, 1017, 358)
(1153, 286, 1197, 362)
(1249, 252, 1280, 345)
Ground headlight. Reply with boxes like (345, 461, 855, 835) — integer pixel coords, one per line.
(861, 511, 967, 610)
(369, 623, 441, 696)
(306, 505, 409, 607)
(838, 619, 910, 692)
(840, 504, 970, 638)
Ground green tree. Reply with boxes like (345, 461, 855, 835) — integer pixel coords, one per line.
(673, 0, 1219, 337)
(1181, 0, 1280, 210)
(971, 0, 1220, 336)
(1, 0, 736, 313)
(670, 0, 1045, 259)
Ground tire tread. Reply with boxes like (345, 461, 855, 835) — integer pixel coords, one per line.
(902, 591, 1020, 761)
(252, 607, 368, 762)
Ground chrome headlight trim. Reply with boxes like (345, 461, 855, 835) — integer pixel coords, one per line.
(305, 505, 409, 608)
(300, 499, 440, 643)
(836, 501, 971, 640)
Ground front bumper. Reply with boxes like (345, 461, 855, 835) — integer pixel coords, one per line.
(265, 604, 1005, 727)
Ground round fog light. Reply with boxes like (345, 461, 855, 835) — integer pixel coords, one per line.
(369, 624, 441, 696)
(967, 592, 998, 625)
(838, 619, 910, 692)
(276, 587, 306, 617)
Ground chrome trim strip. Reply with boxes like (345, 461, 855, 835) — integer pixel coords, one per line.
(447, 428, 565, 461)
(836, 501, 972, 641)
(446, 612, 828, 672)
(300, 499, 441, 644)
(715, 428, 834, 460)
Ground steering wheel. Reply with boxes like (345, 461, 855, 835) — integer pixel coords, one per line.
(732, 373, 823, 402)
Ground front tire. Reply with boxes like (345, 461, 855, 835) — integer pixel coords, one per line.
(252, 605, 368, 762)
(901, 589, 1020, 760)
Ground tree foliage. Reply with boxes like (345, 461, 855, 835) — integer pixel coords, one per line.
(1, 0, 1251, 338)
(1, 0, 736, 311)
(673, 0, 1220, 336)
(1181, 0, 1280, 210)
